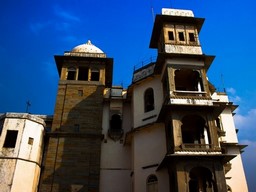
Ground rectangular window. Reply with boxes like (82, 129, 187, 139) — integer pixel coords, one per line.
(28, 137, 34, 145)
(91, 69, 100, 81)
(78, 67, 89, 81)
(74, 124, 80, 132)
(78, 90, 83, 96)
(189, 32, 195, 42)
(178, 32, 185, 41)
(3, 130, 18, 148)
(67, 70, 76, 80)
(168, 31, 174, 41)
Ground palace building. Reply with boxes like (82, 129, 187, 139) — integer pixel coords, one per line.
(0, 8, 248, 192)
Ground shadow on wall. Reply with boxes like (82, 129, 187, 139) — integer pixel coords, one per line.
(39, 85, 104, 192)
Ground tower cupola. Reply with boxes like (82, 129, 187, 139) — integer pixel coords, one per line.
(54, 40, 113, 87)
(150, 8, 204, 55)
(64, 40, 107, 58)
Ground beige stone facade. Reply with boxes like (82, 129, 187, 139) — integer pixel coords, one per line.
(1, 8, 248, 192)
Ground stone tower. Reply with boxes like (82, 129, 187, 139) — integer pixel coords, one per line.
(39, 40, 113, 192)
(148, 8, 247, 191)
(127, 8, 247, 192)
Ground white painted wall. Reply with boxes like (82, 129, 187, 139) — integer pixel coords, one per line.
(212, 94, 248, 191)
(100, 94, 131, 192)
(221, 108, 238, 143)
(226, 147, 248, 192)
(100, 170, 131, 192)
(133, 124, 168, 192)
(132, 77, 163, 128)
(0, 113, 45, 192)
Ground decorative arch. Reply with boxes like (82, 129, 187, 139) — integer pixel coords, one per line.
(189, 166, 217, 192)
(108, 114, 123, 141)
(181, 114, 210, 146)
(174, 69, 204, 92)
(227, 185, 232, 192)
(144, 88, 155, 112)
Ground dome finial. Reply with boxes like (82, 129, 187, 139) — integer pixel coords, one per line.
(70, 40, 104, 54)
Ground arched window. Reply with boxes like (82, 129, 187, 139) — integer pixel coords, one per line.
(67, 67, 76, 80)
(108, 114, 123, 141)
(181, 115, 210, 147)
(147, 175, 158, 192)
(175, 69, 204, 92)
(110, 114, 122, 130)
(144, 88, 155, 112)
(227, 185, 232, 192)
(189, 167, 217, 192)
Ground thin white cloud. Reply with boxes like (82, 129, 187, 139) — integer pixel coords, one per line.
(55, 22, 71, 31)
(229, 95, 241, 103)
(227, 87, 236, 95)
(234, 108, 256, 141)
(53, 5, 80, 22)
(226, 87, 241, 103)
(29, 21, 52, 34)
(62, 35, 77, 42)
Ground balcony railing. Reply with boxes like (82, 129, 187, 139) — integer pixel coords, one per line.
(173, 90, 207, 97)
(177, 143, 221, 152)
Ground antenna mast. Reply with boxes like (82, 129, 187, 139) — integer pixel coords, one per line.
(221, 74, 226, 93)
(26, 100, 31, 113)
(150, 0, 155, 22)
(151, 6, 155, 21)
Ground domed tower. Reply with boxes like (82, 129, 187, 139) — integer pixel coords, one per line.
(52, 40, 113, 132)
(39, 40, 113, 192)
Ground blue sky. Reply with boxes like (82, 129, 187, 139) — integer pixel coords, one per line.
(0, 0, 255, 190)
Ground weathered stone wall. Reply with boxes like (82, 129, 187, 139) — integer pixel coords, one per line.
(51, 83, 104, 134)
(39, 136, 101, 192)
(0, 159, 16, 192)
(0, 113, 45, 192)
(39, 84, 104, 192)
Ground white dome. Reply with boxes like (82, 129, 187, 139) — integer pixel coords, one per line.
(71, 40, 104, 54)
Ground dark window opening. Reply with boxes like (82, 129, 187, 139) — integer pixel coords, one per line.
(28, 137, 34, 145)
(108, 114, 123, 141)
(168, 31, 174, 41)
(78, 90, 83, 96)
(178, 32, 185, 41)
(181, 115, 210, 146)
(91, 68, 100, 81)
(110, 114, 122, 130)
(78, 67, 89, 81)
(3, 130, 18, 148)
(227, 185, 232, 192)
(215, 117, 222, 129)
(144, 88, 155, 112)
(67, 68, 76, 80)
(175, 69, 204, 92)
(74, 124, 80, 132)
(189, 167, 217, 192)
(162, 75, 169, 100)
(0, 119, 4, 135)
(189, 32, 196, 42)
(147, 175, 158, 192)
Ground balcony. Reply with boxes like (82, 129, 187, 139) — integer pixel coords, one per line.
(173, 90, 207, 97)
(175, 143, 222, 154)
(168, 91, 212, 106)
